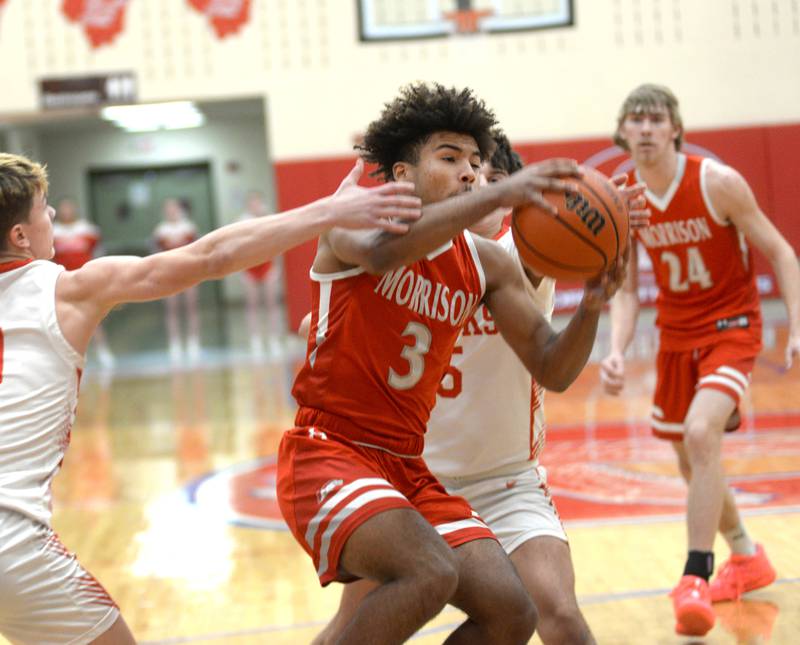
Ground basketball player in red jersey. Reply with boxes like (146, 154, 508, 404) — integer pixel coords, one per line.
(307, 131, 649, 645)
(0, 152, 420, 645)
(278, 83, 628, 644)
(600, 84, 800, 636)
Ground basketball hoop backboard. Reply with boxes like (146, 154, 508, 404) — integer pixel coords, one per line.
(357, 0, 573, 41)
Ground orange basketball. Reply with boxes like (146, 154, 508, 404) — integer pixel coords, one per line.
(511, 166, 629, 281)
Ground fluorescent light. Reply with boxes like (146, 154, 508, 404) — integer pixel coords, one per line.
(101, 101, 205, 132)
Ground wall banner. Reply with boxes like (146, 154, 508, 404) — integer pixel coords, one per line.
(188, 0, 251, 39)
(62, 0, 129, 49)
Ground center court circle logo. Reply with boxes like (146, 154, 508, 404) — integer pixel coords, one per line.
(185, 456, 288, 530)
(185, 425, 800, 530)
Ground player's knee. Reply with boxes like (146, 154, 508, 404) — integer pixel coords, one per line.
(684, 418, 720, 463)
(492, 583, 538, 643)
(542, 605, 592, 644)
(411, 548, 459, 612)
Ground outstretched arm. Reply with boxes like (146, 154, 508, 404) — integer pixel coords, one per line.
(479, 237, 625, 392)
(327, 159, 582, 274)
(707, 161, 800, 368)
(56, 162, 421, 353)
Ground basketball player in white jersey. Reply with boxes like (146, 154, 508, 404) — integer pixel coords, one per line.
(311, 132, 649, 645)
(0, 152, 422, 645)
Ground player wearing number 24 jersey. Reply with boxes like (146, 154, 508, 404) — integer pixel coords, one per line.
(601, 84, 800, 637)
(634, 153, 761, 353)
(278, 83, 629, 645)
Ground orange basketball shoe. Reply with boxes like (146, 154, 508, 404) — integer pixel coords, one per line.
(710, 543, 776, 602)
(671, 575, 716, 636)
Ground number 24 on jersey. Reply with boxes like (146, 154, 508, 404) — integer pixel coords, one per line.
(661, 246, 713, 292)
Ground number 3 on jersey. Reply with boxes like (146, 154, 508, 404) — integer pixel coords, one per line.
(661, 246, 713, 292)
(388, 322, 432, 390)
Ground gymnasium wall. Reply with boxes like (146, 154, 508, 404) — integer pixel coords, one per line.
(32, 112, 273, 299)
(275, 122, 800, 328)
(36, 115, 273, 229)
(0, 0, 798, 318)
(0, 1, 798, 156)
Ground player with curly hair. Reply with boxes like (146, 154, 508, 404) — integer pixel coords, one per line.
(278, 83, 628, 644)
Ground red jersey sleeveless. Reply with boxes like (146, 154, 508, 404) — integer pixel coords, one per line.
(632, 154, 761, 351)
(293, 232, 486, 456)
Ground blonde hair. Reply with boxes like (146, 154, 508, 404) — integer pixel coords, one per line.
(0, 153, 49, 250)
(613, 84, 684, 151)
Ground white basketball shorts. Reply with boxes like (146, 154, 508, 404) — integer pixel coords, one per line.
(438, 464, 567, 554)
(0, 509, 119, 645)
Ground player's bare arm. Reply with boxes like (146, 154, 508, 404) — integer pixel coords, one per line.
(600, 240, 641, 394)
(56, 168, 422, 354)
(322, 159, 582, 275)
(478, 235, 625, 392)
(706, 160, 800, 368)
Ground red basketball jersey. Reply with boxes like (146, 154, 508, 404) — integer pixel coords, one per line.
(293, 232, 486, 456)
(632, 154, 761, 350)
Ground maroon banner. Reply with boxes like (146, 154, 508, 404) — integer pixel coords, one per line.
(188, 0, 251, 39)
(62, 0, 128, 49)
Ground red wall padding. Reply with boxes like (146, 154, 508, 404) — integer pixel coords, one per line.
(276, 124, 800, 330)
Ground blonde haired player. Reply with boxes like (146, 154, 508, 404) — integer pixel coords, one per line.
(0, 152, 421, 645)
(601, 84, 800, 637)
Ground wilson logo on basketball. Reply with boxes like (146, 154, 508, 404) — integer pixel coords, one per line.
(565, 191, 606, 236)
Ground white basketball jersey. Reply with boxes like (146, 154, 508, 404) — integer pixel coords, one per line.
(424, 229, 555, 479)
(0, 260, 83, 526)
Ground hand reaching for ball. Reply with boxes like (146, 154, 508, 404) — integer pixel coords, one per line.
(610, 175, 651, 230)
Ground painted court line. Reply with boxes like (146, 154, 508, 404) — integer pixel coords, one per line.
(139, 577, 800, 644)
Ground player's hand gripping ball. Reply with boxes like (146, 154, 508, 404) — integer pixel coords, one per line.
(512, 167, 629, 281)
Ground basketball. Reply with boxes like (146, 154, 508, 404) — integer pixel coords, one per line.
(511, 166, 629, 281)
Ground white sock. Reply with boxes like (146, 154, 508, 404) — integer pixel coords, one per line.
(723, 523, 757, 556)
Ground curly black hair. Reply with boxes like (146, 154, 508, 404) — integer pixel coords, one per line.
(488, 129, 523, 175)
(358, 83, 497, 182)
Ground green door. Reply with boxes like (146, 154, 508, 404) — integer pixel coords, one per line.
(87, 163, 227, 356)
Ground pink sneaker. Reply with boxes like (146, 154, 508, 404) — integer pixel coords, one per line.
(710, 543, 776, 602)
(671, 575, 715, 636)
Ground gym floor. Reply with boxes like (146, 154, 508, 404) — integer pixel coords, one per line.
(7, 302, 797, 645)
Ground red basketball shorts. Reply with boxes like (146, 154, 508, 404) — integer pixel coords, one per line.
(651, 337, 760, 440)
(276, 427, 495, 586)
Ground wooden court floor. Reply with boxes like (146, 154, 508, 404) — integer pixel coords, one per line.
(4, 312, 799, 645)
